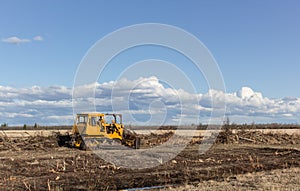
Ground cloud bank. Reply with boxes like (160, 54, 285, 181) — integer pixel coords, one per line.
(0, 77, 299, 125)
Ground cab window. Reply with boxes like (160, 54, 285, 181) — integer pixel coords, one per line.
(90, 117, 97, 126)
(77, 116, 88, 124)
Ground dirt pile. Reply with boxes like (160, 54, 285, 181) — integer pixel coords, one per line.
(215, 130, 300, 144)
(0, 134, 58, 151)
(139, 131, 174, 147)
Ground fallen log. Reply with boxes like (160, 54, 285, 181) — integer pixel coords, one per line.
(239, 137, 255, 142)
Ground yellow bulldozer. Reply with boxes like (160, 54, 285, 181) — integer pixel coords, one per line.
(58, 113, 140, 149)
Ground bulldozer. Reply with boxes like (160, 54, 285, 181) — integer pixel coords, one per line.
(57, 113, 140, 150)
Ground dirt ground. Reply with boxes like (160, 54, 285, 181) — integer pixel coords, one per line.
(172, 167, 300, 191)
(0, 130, 299, 190)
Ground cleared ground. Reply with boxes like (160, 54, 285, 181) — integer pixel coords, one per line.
(172, 167, 300, 191)
(0, 128, 299, 190)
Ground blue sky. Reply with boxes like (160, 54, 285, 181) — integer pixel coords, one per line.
(0, 1, 300, 125)
(1, 0, 299, 97)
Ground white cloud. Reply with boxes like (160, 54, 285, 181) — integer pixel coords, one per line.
(0, 77, 300, 125)
(2, 36, 30, 44)
(33, 36, 43, 41)
(2, 35, 44, 44)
